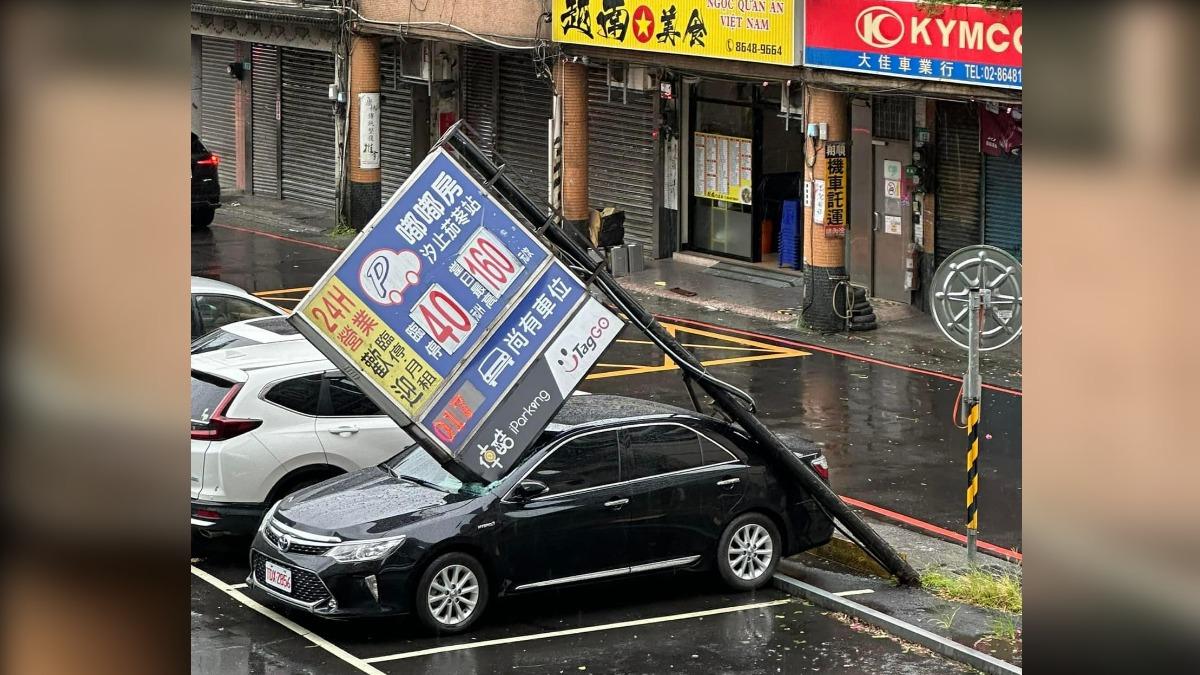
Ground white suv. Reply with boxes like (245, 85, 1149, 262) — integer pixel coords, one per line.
(191, 336, 411, 536)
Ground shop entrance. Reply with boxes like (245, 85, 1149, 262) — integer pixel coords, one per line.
(872, 141, 912, 302)
(685, 80, 806, 264)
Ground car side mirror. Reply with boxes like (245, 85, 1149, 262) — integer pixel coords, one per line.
(511, 480, 549, 502)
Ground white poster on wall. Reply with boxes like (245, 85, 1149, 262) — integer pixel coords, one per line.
(358, 93, 381, 170)
(664, 136, 679, 211)
(813, 180, 826, 224)
(884, 215, 902, 234)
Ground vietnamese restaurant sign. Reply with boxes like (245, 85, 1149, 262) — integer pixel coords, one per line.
(552, 0, 802, 66)
(804, 0, 1022, 89)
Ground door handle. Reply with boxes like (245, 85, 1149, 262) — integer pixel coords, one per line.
(603, 498, 629, 508)
(327, 425, 359, 435)
(716, 477, 741, 487)
(873, 211, 880, 231)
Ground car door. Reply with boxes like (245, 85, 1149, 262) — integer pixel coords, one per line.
(314, 373, 410, 470)
(496, 429, 630, 589)
(619, 423, 749, 567)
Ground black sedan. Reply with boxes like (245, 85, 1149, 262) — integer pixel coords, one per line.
(191, 132, 221, 228)
(246, 395, 834, 633)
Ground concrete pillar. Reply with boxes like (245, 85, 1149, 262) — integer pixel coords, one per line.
(348, 35, 381, 231)
(555, 60, 589, 233)
(802, 86, 848, 331)
(234, 41, 252, 193)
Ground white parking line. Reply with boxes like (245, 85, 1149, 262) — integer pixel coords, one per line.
(362, 598, 792, 664)
(833, 589, 875, 597)
(190, 566, 386, 675)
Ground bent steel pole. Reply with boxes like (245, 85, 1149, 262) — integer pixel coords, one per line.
(444, 127, 921, 587)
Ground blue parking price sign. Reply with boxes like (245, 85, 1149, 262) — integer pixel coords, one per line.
(292, 147, 624, 482)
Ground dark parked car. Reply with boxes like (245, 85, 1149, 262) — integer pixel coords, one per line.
(191, 132, 221, 228)
(247, 395, 834, 633)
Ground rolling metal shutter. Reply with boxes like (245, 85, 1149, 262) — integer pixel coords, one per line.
(280, 47, 336, 208)
(983, 154, 1022, 261)
(380, 50, 415, 200)
(587, 66, 657, 256)
(460, 47, 498, 155)
(935, 102, 982, 265)
(251, 44, 280, 198)
(496, 54, 553, 210)
(200, 37, 237, 191)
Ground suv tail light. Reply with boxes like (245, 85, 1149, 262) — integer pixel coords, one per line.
(197, 153, 219, 166)
(191, 383, 261, 441)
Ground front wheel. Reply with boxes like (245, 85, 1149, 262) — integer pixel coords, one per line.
(192, 206, 215, 229)
(415, 552, 488, 634)
(716, 513, 781, 591)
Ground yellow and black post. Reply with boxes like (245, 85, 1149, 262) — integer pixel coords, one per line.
(963, 288, 987, 564)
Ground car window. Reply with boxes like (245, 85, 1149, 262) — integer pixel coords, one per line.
(191, 372, 234, 423)
(698, 434, 739, 465)
(622, 424, 705, 480)
(531, 430, 620, 495)
(194, 294, 278, 333)
(263, 375, 323, 415)
(325, 376, 383, 416)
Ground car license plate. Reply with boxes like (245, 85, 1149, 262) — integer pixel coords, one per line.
(264, 561, 292, 593)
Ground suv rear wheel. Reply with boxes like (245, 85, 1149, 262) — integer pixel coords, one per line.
(716, 512, 781, 591)
(415, 552, 488, 634)
(192, 206, 215, 229)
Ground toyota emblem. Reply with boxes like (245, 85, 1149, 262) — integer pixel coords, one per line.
(278, 534, 291, 553)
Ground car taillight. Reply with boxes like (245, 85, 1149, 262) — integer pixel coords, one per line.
(193, 508, 222, 520)
(197, 153, 219, 166)
(191, 383, 261, 441)
(809, 455, 830, 482)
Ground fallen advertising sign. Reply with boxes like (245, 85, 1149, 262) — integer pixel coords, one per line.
(290, 148, 623, 482)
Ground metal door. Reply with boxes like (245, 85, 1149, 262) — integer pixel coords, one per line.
(380, 49, 415, 199)
(460, 47, 498, 155)
(983, 153, 1022, 260)
(935, 102, 982, 265)
(251, 43, 280, 198)
(200, 37, 237, 191)
(280, 47, 336, 208)
(872, 142, 911, 302)
(496, 54, 552, 211)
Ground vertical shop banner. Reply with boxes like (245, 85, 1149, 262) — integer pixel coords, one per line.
(291, 148, 623, 482)
(804, 0, 1022, 89)
(358, 93, 381, 169)
(552, 0, 801, 65)
(693, 132, 752, 205)
(823, 141, 847, 238)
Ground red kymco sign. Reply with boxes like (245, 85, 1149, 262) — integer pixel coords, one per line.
(804, 0, 1022, 89)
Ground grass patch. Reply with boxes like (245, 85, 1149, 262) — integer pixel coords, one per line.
(990, 614, 1019, 642)
(921, 569, 1022, 613)
(328, 222, 357, 237)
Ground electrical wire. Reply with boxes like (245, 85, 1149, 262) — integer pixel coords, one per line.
(345, 6, 545, 50)
(952, 383, 966, 429)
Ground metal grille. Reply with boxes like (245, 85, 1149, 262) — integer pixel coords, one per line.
(496, 53, 553, 212)
(872, 96, 913, 141)
(460, 47, 498, 155)
(280, 47, 336, 208)
(251, 43, 280, 198)
(983, 153, 1022, 261)
(587, 66, 657, 257)
(263, 526, 332, 556)
(200, 37, 237, 191)
(380, 47, 415, 199)
(935, 102, 982, 265)
(251, 550, 332, 605)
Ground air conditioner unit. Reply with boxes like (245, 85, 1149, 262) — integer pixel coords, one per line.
(608, 64, 653, 92)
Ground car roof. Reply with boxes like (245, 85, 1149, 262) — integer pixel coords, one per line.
(190, 275, 260, 298)
(191, 338, 331, 383)
(549, 394, 713, 429)
(217, 316, 303, 341)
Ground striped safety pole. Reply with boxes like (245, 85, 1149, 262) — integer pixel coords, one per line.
(963, 288, 986, 565)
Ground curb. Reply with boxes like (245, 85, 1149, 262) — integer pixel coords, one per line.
(773, 573, 1021, 675)
(798, 536, 894, 579)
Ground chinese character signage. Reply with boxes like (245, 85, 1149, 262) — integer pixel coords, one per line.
(291, 148, 623, 482)
(553, 0, 801, 66)
(693, 132, 752, 205)
(358, 93, 380, 169)
(804, 0, 1022, 89)
(823, 141, 846, 238)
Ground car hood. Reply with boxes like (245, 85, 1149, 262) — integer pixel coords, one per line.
(275, 466, 478, 539)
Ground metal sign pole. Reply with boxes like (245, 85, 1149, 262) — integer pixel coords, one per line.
(964, 289, 983, 565)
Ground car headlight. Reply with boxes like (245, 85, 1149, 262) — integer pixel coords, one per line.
(326, 536, 406, 563)
(258, 500, 282, 534)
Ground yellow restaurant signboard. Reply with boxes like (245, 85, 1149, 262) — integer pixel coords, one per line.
(552, 0, 801, 66)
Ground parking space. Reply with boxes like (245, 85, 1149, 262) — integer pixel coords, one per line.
(192, 536, 970, 675)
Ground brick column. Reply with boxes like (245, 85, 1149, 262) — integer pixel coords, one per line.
(802, 86, 848, 331)
(348, 35, 381, 231)
(555, 60, 589, 233)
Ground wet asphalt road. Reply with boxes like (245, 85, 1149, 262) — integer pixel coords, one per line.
(192, 222, 1022, 552)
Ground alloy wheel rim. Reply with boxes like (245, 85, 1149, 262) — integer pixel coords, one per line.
(427, 564, 479, 626)
(728, 523, 773, 580)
